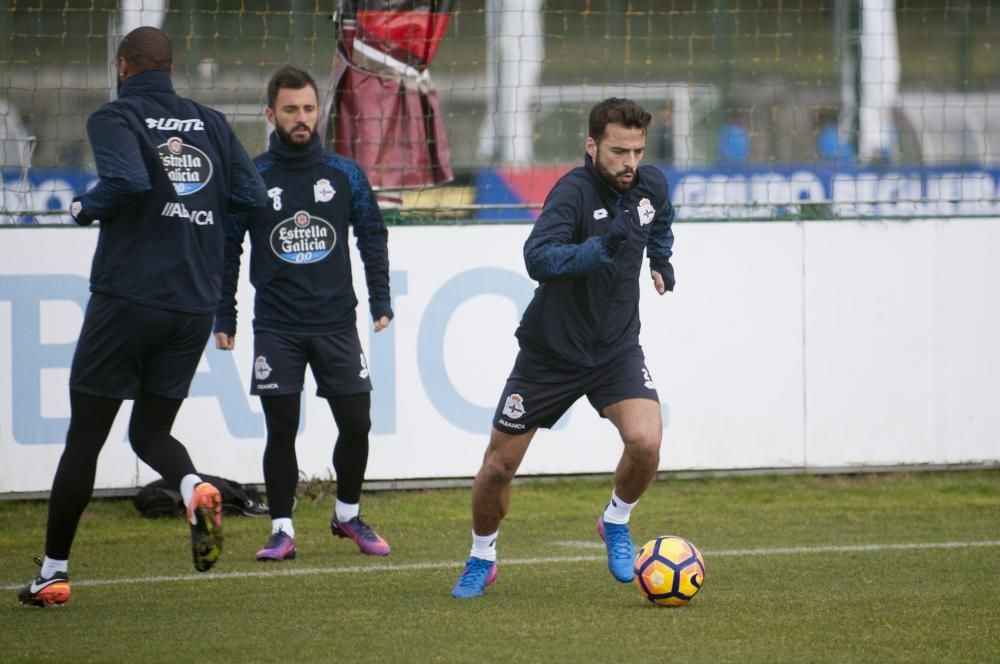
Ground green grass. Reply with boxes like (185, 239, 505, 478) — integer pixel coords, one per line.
(1, 471, 999, 662)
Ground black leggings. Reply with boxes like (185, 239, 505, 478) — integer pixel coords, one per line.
(45, 389, 197, 559)
(260, 392, 372, 519)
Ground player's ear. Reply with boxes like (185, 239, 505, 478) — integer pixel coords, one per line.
(585, 136, 597, 160)
(264, 106, 276, 126)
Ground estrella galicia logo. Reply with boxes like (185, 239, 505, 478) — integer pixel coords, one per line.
(157, 136, 213, 196)
(269, 210, 336, 264)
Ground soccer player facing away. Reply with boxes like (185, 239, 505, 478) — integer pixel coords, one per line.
(452, 98, 676, 598)
(18, 27, 267, 607)
(214, 66, 393, 561)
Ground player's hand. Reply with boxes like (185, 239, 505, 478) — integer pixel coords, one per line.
(650, 260, 675, 293)
(651, 269, 667, 295)
(374, 315, 392, 332)
(604, 208, 637, 256)
(70, 197, 95, 226)
(215, 331, 235, 350)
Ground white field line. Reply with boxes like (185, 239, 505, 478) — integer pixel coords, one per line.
(552, 540, 1000, 555)
(3, 539, 998, 591)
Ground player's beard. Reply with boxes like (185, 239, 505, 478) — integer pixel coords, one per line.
(594, 148, 635, 194)
(275, 122, 316, 148)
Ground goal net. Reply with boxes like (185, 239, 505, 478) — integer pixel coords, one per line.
(0, 0, 997, 222)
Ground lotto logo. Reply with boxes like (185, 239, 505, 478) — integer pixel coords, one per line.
(146, 117, 205, 131)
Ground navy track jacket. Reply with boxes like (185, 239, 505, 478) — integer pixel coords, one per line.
(214, 132, 392, 336)
(515, 154, 675, 368)
(72, 69, 267, 314)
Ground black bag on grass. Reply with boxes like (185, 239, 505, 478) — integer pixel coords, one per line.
(133, 475, 269, 518)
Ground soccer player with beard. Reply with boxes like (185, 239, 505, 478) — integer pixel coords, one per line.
(451, 98, 676, 598)
(214, 66, 392, 561)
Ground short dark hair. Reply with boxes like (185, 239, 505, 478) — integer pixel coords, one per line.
(266, 65, 319, 109)
(117, 26, 172, 73)
(588, 98, 652, 142)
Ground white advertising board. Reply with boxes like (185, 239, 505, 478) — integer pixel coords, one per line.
(1, 219, 998, 494)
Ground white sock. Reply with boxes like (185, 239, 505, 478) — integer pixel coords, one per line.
(470, 529, 499, 562)
(180, 474, 203, 509)
(41, 556, 68, 578)
(602, 490, 637, 525)
(180, 474, 203, 524)
(272, 518, 294, 538)
(335, 499, 360, 523)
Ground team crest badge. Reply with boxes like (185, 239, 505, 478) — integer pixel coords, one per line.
(254, 355, 272, 380)
(637, 198, 655, 226)
(593, 208, 608, 220)
(314, 178, 335, 203)
(502, 393, 526, 420)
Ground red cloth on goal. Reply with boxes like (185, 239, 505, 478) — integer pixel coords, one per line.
(328, 1, 454, 189)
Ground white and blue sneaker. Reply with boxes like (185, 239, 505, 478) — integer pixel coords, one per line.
(451, 557, 498, 598)
(597, 513, 635, 583)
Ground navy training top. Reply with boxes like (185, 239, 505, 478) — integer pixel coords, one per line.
(215, 131, 392, 336)
(515, 153, 675, 368)
(72, 69, 267, 314)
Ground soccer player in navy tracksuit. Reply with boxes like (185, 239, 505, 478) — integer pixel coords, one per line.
(18, 27, 267, 607)
(452, 98, 676, 598)
(214, 66, 393, 561)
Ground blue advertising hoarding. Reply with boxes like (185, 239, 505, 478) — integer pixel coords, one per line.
(474, 164, 1000, 221)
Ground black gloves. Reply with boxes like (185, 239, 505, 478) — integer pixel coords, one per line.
(603, 207, 637, 256)
(604, 188, 646, 256)
(650, 259, 676, 291)
(70, 197, 95, 226)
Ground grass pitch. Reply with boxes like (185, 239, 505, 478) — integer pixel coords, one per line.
(1, 470, 999, 663)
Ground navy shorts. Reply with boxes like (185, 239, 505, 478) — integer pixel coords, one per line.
(250, 328, 373, 397)
(69, 293, 213, 400)
(491, 345, 659, 434)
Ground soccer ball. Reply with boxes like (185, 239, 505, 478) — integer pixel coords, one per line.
(633, 535, 706, 607)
